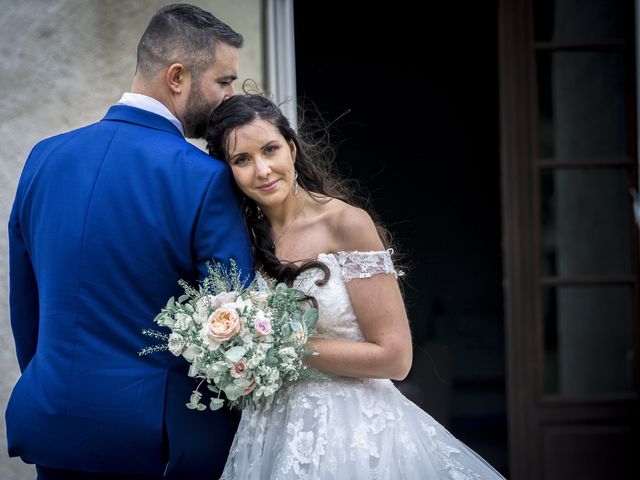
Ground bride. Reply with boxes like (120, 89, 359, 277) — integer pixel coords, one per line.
(206, 94, 506, 479)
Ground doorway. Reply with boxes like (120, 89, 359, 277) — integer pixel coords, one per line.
(293, 0, 507, 474)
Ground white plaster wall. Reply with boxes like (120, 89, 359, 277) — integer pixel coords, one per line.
(0, 1, 263, 477)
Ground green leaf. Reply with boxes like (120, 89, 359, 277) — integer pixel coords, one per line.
(178, 294, 190, 303)
(265, 355, 279, 365)
(223, 384, 243, 401)
(289, 321, 304, 337)
(234, 378, 251, 387)
(281, 324, 292, 336)
(209, 398, 225, 411)
(196, 403, 207, 411)
(224, 346, 246, 363)
(303, 308, 318, 328)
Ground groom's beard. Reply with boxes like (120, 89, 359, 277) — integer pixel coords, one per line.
(182, 84, 215, 139)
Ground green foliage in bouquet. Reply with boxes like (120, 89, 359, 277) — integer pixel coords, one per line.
(140, 260, 322, 411)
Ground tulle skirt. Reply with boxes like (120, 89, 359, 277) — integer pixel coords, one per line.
(221, 378, 506, 480)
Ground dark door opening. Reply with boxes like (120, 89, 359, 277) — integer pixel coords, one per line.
(294, 0, 507, 474)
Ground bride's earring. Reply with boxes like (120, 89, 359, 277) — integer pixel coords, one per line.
(293, 170, 300, 196)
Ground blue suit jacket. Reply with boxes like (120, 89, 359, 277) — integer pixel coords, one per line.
(6, 105, 253, 476)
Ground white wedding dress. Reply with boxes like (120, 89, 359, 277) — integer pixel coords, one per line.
(220, 250, 506, 480)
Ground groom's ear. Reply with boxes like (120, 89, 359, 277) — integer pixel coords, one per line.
(166, 63, 188, 94)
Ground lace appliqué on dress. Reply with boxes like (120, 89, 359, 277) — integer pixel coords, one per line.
(336, 248, 403, 282)
(222, 251, 507, 480)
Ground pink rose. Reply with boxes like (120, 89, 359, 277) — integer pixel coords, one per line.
(206, 307, 242, 341)
(255, 317, 272, 335)
(230, 360, 247, 378)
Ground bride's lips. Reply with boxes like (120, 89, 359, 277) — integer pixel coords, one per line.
(257, 179, 279, 192)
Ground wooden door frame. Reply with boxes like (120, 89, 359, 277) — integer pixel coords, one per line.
(498, 0, 639, 477)
(498, 0, 541, 477)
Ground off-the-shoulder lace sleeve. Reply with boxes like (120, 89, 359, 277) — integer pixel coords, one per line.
(336, 248, 403, 282)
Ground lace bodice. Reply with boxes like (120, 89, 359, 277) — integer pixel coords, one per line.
(258, 249, 401, 342)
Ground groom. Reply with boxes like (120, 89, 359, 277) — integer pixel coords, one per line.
(6, 4, 252, 479)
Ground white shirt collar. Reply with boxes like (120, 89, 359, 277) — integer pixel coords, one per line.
(117, 92, 184, 136)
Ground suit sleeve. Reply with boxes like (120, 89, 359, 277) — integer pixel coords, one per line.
(192, 164, 254, 285)
(8, 197, 40, 372)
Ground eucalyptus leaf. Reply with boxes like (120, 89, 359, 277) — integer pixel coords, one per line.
(289, 322, 304, 337)
(234, 378, 251, 387)
(224, 384, 243, 401)
(224, 346, 246, 363)
(303, 308, 318, 328)
(209, 398, 224, 411)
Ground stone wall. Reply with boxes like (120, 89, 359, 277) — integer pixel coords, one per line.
(0, 1, 263, 477)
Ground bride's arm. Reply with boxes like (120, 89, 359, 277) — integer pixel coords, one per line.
(302, 207, 413, 381)
(304, 273, 412, 380)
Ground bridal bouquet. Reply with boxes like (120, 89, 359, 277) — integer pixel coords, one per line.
(140, 261, 319, 411)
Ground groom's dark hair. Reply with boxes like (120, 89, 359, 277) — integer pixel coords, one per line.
(136, 3, 243, 79)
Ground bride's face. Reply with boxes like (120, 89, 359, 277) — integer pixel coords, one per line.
(226, 119, 297, 209)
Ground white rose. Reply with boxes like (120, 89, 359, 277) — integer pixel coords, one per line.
(196, 292, 239, 316)
(168, 333, 185, 356)
(174, 312, 193, 330)
(193, 308, 209, 325)
(249, 291, 269, 309)
(182, 345, 203, 362)
(195, 295, 215, 315)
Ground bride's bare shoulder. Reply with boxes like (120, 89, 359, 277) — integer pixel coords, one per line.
(319, 198, 385, 253)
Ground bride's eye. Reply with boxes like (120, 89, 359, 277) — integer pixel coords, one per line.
(264, 144, 279, 155)
(232, 156, 249, 166)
